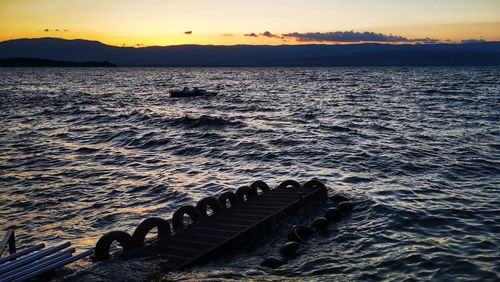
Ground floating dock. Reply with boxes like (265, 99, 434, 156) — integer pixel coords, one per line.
(94, 179, 328, 269)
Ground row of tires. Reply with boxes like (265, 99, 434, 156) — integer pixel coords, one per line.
(261, 195, 354, 268)
(94, 179, 326, 259)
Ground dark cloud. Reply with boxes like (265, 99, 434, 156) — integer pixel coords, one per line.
(244, 31, 282, 39)
(414, 38, 439, 44)
(184, 31, 192, 35)
(282, 31, 438, 44)
(282, 31, 407, 42)
(261, 31, 280, 38)
(244, 33, 258, 37)
(43, 28, 69, 32)
(222, 33, 234, 37)
(461, 38, 486, 43)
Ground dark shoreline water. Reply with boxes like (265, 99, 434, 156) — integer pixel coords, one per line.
(0, 67, 499, 281)
(0, 58, 115, 67)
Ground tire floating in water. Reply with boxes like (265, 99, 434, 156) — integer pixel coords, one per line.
(260, 256, 288, 268)
(261, 190, 354, 268)
(279, 241, 300, 258)
(312, 217, 329, 231)
(338, 201, 354, 214)
(325, 207, 342, 222)
(329, 194, 350, 204)
(287, 225, 314, 244)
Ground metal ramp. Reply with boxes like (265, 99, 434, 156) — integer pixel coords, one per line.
(0, 227, 93, 282)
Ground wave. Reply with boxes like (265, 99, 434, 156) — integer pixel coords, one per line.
(342, 176, 373, 183)
(170, 115, 245, 128)
(320, 124, 353, 132)
(2, 67, 499, 282)
(75, 147, 100, 154)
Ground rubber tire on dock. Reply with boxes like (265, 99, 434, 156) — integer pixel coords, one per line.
(303, 179, 326, 190)
(95, 231, 134, 260)
(338, 201, 354, 214)
(235, 186, 258, 202)
(325, 207, 342, 222)
(287, 225, 314, 244)
(172, 205, 204, 231)
(329, 194, 350, 204)
(312, 217, 329, 231)
(280, 241, 300, 258)
(132, 217, 171, 247)
(196, 196, 224, 217)
(261, 256, 288, 268)
(278, 180, 302, 190)
(250, 180, 271, 195)
(218, 191, 239, 209)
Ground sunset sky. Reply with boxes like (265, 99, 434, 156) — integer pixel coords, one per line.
(1, 0, 499, 46)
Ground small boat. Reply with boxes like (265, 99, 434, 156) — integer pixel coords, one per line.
(169, 87, 218, 98)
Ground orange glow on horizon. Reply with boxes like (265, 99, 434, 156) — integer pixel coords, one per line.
(1, 0, 499, 46)
(1, 24, 499, 48)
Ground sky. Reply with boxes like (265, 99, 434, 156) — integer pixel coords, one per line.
(0, 0, 499, 46)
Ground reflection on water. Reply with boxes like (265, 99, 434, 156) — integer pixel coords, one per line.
(0, 67, 499, 281)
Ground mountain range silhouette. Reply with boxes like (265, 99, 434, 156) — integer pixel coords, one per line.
(1, 37, 499, 66)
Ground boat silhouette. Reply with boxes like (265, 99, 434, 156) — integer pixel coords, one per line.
(170, 87, 218, 98)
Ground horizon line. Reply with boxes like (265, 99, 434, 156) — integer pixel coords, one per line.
(2, 37, 498, 49)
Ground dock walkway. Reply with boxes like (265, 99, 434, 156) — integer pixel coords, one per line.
(95, 179, 328, 269)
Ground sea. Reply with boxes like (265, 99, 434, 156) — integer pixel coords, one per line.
(0, 67, 499, 281)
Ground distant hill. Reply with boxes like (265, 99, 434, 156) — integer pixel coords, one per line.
(0, 57, 115, 67)
(0, 37, 499, 66)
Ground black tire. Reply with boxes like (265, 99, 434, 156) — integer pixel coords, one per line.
(235, 186, 257, 202)
(132, 217, 171, 247)
(303, 179, 326, 190)
(312, 217, 329, 231)
(287, 225, 314, 244)
(278, 180, 302, 190)
(196, 196, 224, 217)
(261, 256, 288, 268)
(218, 191, 239, 209)
(250, 180, 271, 194)
(94, 231, 134, 260)
(172, 205, 203, 231)
(329, 194, 350, 204)
(279, 241, 300, 258)
(338, 201, 354, 214)
(325, 207, 342, 222)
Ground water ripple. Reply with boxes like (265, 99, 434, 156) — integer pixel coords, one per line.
(0, 67, 499, 281)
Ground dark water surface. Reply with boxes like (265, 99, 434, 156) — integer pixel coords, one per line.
(0, 67, 499, 281)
